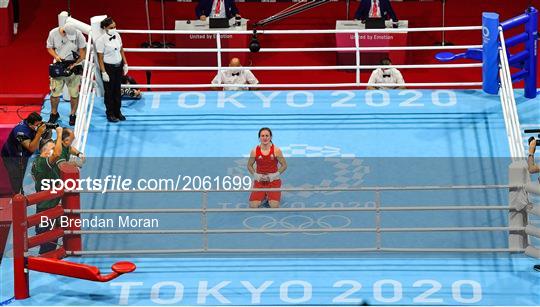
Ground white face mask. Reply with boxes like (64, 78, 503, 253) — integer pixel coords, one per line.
(107, 29, 117, 36)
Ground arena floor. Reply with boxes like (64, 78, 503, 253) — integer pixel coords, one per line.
(2, 89, 540, 305)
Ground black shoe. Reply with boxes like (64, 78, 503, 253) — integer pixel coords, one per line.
(48, 112, 60, 124)
(69, 114, 76, 126)
(117, 113, 126, 121)
(107, 114, 119, 123)
(260, 197, 270, 208)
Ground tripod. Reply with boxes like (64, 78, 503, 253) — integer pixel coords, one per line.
(435, 0, 453, 46)
(141, 0, 175, 48)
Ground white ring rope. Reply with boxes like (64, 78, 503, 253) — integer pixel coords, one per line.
(66, 205, 511, 214)
(67, 227, 523, 235)
(128, 63, 483, 71)
(118, 25, 482, 35)
(69, 247, 524, 255)
(122, 82, 482, 89)
(123, 45, 482, 53)
(69, 184, 512, 193)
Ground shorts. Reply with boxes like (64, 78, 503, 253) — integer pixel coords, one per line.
(50, 74, 81, 98)
(249, 179, 282, 202)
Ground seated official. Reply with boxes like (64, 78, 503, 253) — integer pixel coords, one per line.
(355, 0, 398, 24)
(196, 0, 240, 21)
(367, 57, 405, 90)
(212, 57, 258, 91)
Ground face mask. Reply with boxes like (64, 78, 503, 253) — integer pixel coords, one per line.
(107, 29, 117, 36)
(47, 149, 54, 157)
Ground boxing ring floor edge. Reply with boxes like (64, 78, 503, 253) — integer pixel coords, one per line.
(1, 89, 540, 305)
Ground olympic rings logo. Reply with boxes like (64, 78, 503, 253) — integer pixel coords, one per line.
(243, 214, 352, 236)
(482, 26, 489, 38)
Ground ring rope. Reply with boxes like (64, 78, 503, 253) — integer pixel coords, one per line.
(69, 247, 525, 256)
(123, 45, 482, 53)
(68, 227, 524, 235)
(117, 25, 482, 35)
(66, 206, 512, 214)
(128, 63, 483, 71)
(67, 184, 512, 193)
(122, 82, 483, 89)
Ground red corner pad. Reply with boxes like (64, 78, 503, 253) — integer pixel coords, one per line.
(27, 257, 136, 282)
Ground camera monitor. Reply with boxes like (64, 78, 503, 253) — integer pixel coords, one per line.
(209, 18, 230, 29)
(365, 18, 386, 29)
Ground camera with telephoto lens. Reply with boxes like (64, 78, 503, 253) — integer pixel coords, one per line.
(44, 123, 59, 129)
(40, 123, 59, 140)
(524, 129, 540, 147)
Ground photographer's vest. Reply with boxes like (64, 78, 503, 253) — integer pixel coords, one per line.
(0, 121, 35, 158)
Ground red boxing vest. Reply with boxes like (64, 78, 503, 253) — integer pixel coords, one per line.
(255, 144, 278, 174)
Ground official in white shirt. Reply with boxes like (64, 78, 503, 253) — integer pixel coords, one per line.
(95, 17, 129, 123)
(367, 57, 405, 90)
(212, 58, 259, 91)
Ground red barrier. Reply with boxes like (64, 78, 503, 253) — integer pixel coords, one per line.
(11, 163, 135, 299)
(26, 205, 64, 228)
(60, 164, 81, 253)
(27, 228, 64, 249)
(12, 194, 29, 299)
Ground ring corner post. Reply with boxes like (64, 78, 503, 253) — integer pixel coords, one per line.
(60, 164, 82, 254)
(12, 194, 29, 299)
(524, 7, 538, 99)
(482, 12, 500, 95)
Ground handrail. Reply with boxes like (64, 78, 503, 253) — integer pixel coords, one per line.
(74, 28, 97, 154)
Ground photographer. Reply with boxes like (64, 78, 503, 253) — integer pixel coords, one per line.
(528, 137, 540, 174)
(0, 112, 46, 195)
(31, 127, 63, 254)
(46, 23, 86, 126)
(58, 128, 85, 166)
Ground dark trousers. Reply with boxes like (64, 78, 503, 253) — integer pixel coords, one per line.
(104, 63, 123, 117)
(1, 157, 27, 195)
(35, 206, 59, 254)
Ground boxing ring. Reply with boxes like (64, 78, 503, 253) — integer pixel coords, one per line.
(2, 7, 540, 307)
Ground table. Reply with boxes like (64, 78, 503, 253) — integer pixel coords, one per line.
(335, 20, 409, 65)
(175, 18, 249, 67)
(0, 0, 13, 46)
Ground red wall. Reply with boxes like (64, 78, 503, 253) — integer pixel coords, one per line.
(1, 0, 538, 94)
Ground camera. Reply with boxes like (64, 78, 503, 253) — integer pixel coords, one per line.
(525, 129, 540, 147)
(44, 122, 59, 129)
(39, 123, 59, 140)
